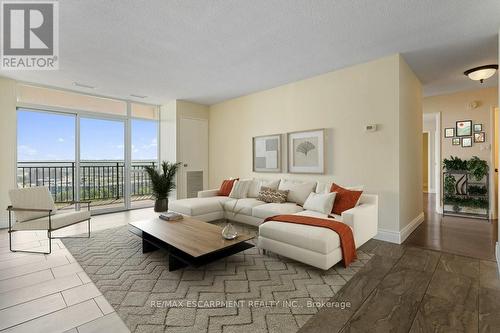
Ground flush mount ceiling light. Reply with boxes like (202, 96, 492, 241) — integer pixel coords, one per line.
(464, 64, 498, 83)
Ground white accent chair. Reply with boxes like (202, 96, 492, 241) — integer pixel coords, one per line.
(7, 186, 92, 254)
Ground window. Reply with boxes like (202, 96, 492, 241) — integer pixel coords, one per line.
(131, 119, 158, 208)
(17, 109, 76, 202)
(16, 89, 160, 212)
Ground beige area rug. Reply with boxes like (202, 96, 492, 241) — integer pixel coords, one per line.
(62, 221, 374, 333)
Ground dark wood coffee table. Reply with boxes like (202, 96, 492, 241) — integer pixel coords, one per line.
(129, 217, 254, 271)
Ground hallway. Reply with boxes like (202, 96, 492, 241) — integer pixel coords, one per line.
(405, 193, 498, 261)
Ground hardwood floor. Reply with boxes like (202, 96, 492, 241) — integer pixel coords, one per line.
(300, 239, 500, 332)
(404, 193, 498, 260)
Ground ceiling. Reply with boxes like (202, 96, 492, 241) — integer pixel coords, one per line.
(1, 0, 499, 105)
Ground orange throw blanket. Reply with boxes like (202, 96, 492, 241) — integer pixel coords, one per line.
(263, 214, 357, 267)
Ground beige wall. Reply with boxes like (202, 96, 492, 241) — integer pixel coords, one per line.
(160, 100, 178, 199)
(176, 100, 209, 120)
(424, 87, 497, 163)
(398, 57, 424, 231)
(0, 77, 17, 227)
(160, 100, 209, 199)
(208, 54, 423, 237)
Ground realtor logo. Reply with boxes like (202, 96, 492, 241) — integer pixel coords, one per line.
(1, 1, 59, 70)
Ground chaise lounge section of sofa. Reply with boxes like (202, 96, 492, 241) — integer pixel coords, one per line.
(169, 179, 378, 270)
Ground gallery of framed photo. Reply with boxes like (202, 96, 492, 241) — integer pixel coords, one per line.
(474, 132, 485, 143)
(253, 134, 281, 172)
(456, 120, 472, 137)
(461, 137, 472, 147)
(444, 128, 454, 138)
(288, 129, 325, 174)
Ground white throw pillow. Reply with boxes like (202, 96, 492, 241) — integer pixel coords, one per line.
(278, 180, 317, 205)
(248, 179, 280, 197)
(303, 192, 337, 215)
(229, 180, 252, 199)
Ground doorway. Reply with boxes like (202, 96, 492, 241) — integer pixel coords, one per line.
(493, 107, 499, 218)
(179, 117, 209, 198)
(423, 132, 429, 193)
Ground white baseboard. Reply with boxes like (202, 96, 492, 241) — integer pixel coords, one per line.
(374, 229, 400, 243)
(374, 212, 424, 244)
(400, 212, 425, 242)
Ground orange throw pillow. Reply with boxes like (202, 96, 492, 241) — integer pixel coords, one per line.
(218, 178, 238, 196)
(330, 183, 363, 215)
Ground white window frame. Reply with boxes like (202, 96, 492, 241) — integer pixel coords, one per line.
(15, 87, 160, 215)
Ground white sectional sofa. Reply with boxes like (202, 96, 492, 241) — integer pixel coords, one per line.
(169, 179, 378, 270)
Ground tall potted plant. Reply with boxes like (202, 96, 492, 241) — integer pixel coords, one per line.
(144, 161, 181, 212)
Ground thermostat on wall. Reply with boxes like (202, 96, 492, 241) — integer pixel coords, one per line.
(365, 124, 377, 132)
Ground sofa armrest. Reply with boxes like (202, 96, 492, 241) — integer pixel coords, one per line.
(197, 189, 219, 198)
(341, 202, 378, 247)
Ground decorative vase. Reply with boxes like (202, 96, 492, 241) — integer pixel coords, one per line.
(154, 198, 168, 212)
(222, 223, 238, 240)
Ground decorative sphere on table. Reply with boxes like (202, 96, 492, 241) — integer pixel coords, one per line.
(222, 223, 238, 240)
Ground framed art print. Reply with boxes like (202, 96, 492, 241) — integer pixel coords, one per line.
(253, 134, 281, 172)
(452, 138, 460, 145)
(474, 124, 482, 132)
(444, 128, 454, 138)
(456, 120, 472, 137)
(461, 137, 472, 147)
(288, 129, 325, 174)
(474, 132, 485, 143)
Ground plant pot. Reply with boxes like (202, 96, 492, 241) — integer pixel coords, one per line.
(154, 198, 168, 212)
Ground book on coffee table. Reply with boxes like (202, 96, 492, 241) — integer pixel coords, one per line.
(159, 212, 183, 221)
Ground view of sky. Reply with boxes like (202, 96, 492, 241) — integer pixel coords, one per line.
(17, 109, 158, 161)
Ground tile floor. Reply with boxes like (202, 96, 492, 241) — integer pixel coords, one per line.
(0, 208, 156, 332)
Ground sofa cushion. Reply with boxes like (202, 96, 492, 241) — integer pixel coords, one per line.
(278, 180, 317, 205)
(9, 186, 57, 222)
(218, 179, 238, 196)
(229, 180, 252, 199)
(330, 183, 363, 215)
(224, 198, 266, 216)
(257, 187, 289, 203)
(252, 202, 304, 219)
(316, 182, 364, 194)
(248, 179, 280, 197)
(259, 219, 340, 254)
(12, 210, 91, 231)
(303, 192, 336, 215)
(294, 209, 342, 221)
(169, 196, 231, 216)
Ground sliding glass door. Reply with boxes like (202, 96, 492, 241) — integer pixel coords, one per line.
(17, 109, 76, 206)
(80, 117, 125, 211)
(17, 104, 159, 213)
(130, 119, 158, 208)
